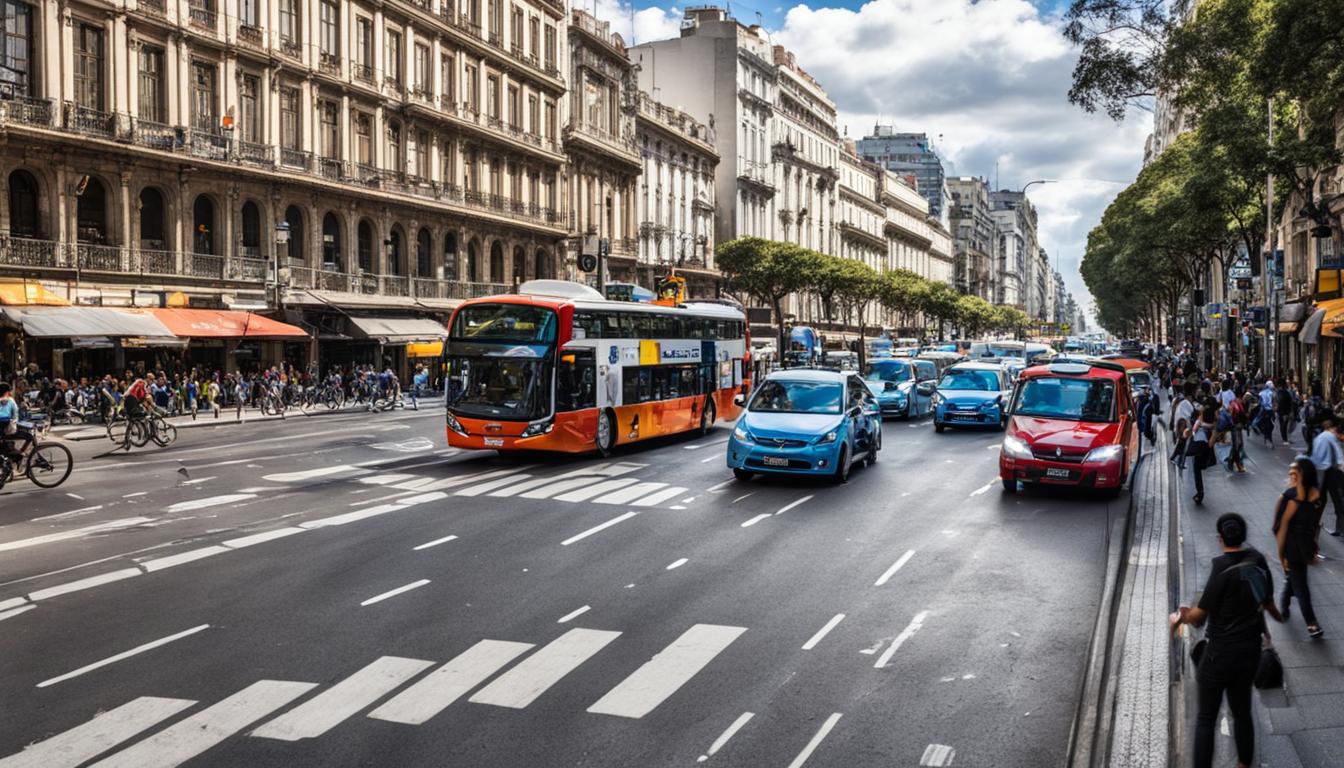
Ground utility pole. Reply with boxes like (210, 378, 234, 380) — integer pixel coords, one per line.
(1266, 97, 1276, 377)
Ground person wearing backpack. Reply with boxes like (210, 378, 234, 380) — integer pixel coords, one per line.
(1172, 513, 1284, 768)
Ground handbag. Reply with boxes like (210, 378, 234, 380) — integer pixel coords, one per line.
(1255, 645, 1284, 689)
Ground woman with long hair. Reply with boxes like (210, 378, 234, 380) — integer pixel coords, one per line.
(1277, 456, 1325, 638)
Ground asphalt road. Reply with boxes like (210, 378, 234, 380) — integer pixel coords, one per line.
(0, 405, 1123, 767)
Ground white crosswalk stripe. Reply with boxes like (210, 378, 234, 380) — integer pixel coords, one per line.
(91, 680, 317, 768)
(520, 476, 613, 500)
(367, 640, 534, 725)
(469, 628, 621, 709)
(452, 474, 534, 497)
(252, 657, 434, 741)
(630, 486, 689, 507)
(551, 477, 639, 502)
(588, 624, 746, 719)
(594, 481, 669, 505)
(0, 697, 196, 768)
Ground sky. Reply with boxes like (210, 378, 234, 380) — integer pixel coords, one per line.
(582, 0, 1152, 330)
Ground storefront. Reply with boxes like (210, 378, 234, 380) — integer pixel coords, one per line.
(128, 308, 310, 376)
(0, 305, 184, 380)
(346, 316, 448, 381)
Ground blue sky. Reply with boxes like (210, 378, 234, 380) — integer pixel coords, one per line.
(588, 0, 1151, 327)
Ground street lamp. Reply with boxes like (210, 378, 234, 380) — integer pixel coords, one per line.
(273, 221, 292, 310)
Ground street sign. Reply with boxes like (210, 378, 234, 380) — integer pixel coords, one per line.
(1236, 278, 1252, 290)
(1229, 261, 1253, 279)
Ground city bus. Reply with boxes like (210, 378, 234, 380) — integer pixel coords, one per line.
(443, 280, 750, 454)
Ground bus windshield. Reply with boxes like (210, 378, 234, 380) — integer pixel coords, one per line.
(450, 304, 557, 343)
(445, 353, 552, 421)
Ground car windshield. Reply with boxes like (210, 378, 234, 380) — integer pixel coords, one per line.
(749, 380, 843, 414)
(1014, 376, 1117, 423)
(445, 355, 552, 420)
(863, 362, 912, 383)
(939, 370, 1000, 391)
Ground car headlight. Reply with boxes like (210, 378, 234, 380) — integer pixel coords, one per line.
(980, 397, 1002, 411)
(931, 392, 945, 406)
(815, 430, 838, 445)
(1001, 435, 1033, 459)
(445, 411, 466, 435)
(733, 424, 754, 443)
(1084, 445, 1124, 464)
(520, 418, 554, 438)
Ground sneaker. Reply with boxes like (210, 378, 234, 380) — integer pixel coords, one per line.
(1309, 625, 1325, 639)
(1194, 494, 1204, 506)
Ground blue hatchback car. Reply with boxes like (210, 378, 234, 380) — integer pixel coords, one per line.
(727, 370, 880, 483)
(932, 362, 1013, 432)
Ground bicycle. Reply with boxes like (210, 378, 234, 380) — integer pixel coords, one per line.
(143, 412, 178, 447)
(0, 425, 74, 490)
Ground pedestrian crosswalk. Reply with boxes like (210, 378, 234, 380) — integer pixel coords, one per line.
(1, 623, 747, 767)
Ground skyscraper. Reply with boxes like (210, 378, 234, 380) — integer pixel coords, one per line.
(856, 127, 947, 219)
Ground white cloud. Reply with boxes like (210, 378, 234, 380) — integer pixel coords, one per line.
(591, 0, 682, 45)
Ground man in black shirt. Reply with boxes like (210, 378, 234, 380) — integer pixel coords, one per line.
(1173, 513, 1283, 768)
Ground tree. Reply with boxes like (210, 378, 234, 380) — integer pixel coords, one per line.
(832, 261, 883, 368)
(716, 238, 823, 354)
(920, 282, 962, 342)
(1063, 0, 1181, 119)
(878, 270, 927, 333)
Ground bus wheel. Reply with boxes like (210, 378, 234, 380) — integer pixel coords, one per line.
(700, 398, 716, 435)
(595, 409, 616, 456)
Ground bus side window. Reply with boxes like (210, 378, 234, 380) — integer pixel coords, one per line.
(623, 367, 641, 405)
(700, 363, 715, 393)
(680, 366, 696, 397)
(557, 349, 596, 412)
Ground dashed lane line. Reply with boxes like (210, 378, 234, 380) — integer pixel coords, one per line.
(801, 613, 846, 650)
(784, 712, 843, 768)
(359, 579, 431, 607)
(697, 711, 755, 763)
(557, 605, 591, 623)
(561, 512, 639, 546)
(875, 611, 931, 669)
(873, 551, 915, 587)
(775, 495, 814, 515)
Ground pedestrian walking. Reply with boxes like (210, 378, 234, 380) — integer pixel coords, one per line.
(1171, 385, 1194, 471)
(1257, 379, 1277, 446)
(1186, 399, 1218, 505)
(1172, 513, 1283, 768)
(1277, 380, 1298, 446)
(1275, 457, 1325, 639)
(1311, 415, 1344, 536)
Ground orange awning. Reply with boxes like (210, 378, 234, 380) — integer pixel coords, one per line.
(0, 279, 70, 306)
(131, 308, 308, 338)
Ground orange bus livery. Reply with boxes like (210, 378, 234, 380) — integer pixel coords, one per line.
(443, 280, 750, 454)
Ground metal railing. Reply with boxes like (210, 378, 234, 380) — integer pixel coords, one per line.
(183, 252, 225, 279)
(236, 23, 264, 47)
(189, 129, 229, 160)
(280, 148, 312, 170)
(289, 265, 508, 299)
(0, 96, 53, 127)
(136, 248, 175, 275)
(131, 118, 179, 150)
(236, 140, 273, 167)
(353, 64, 375, 84)
(318, 157, 348, 180)
(74, 243, 128, 272)
(0, 237, 63, 268)
(63, 102, 116, 137)
(188, 4, 217, 30)
(318, 53, 341, 77)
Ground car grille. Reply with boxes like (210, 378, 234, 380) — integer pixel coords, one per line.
(754, 437, 808, 448)
(1031, 447, 1087, 464)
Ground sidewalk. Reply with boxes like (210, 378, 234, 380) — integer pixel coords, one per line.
(51, 400, 443, 442)
(1175, 423, 1344, 766)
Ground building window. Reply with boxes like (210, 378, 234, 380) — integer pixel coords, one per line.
(240, 73, 260, 141)
(137, 46, 165, 122)
(386, 30, 402, 85)
(356, 17, 373, 74)
(414, 129, 428, 178)
(388, 121, 402, 172)
(545, 100, 555, 139)
(441, 140, 455, 185)
(278, 0, 298, 43)
(508, 85, 520, 129)
(489, 159, 501, 196)
(464, 64, 478, 111)
(191, 61, 217, 132)
(527, 95, 538, 135)
(320, 0, 339, 57)
(280, 87, 299, 150)
(414, 44, 429, 92)
(544, 25, 555, 70)
(465, 149, 478, 191)
(239, 0, 259, 27)
(0, 0, 33, 98)
(319, 99, 338, 159)
(486, 74, 500, 119)
(440, 55, 454, 103)
(584, 79, 604, 132)
(73, 23, 103, 111)
(354, 112, 372, 166)
(510, 6, 523, 53)
(529, 16, 539, 60)
(488, 0, 501, 44)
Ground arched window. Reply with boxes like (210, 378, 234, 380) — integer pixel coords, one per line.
(77, 176, 109, 244)
(284, 205, 305, 262)
(357, 220, 374, 272)
(8, 170, 41, 238)
(489, 240, 503, 282)
(467, 239, 480, 282)
(322, 213, 342, 270)
(387, 227, 404, 275)
(443, 232, 458, 280)
(417, 227, 432, 277)
(138, 188, 166, 250)
(512, 245, 525, 283)
(534, 249, 548, 279)
(240, 201, 261, 258)
(192, 194, 215, 254)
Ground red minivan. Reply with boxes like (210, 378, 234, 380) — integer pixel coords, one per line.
(999, 360, 1139, 495)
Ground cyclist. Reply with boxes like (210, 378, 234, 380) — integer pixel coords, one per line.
(0, 382, 33, 463)
(123, 372, 156, 426)
(411, 364, 429, 410)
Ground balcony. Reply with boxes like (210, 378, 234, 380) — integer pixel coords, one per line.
(318, 157, 348, 181)
(0, 237, 63, 269)
(0, 96, 53, 128)
(188, 3, 217, 30)
(236, 140, 273, 167)
(353, 64, 375, 85)
(280, 148, 312, 171)
(131, 119, 180, 150)
(189, 128, 229, 161)
(289, 266, 509, 301)
(236, 23, 264, 49)
(0, 241, 270, 285)
(63, 102, 116, 138)
(318, 53, 342, 77)
(454, 13, 484, 41)
(279, 37, 302, 60)
(74, 243, 129, 272)
(737, 88, 773, 114)
(564, 123, 639, 165)
(139, 0, 166, 17)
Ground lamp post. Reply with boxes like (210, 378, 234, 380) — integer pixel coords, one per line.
(273, 221, 291, 311)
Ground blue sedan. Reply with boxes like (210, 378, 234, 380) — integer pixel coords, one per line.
(862, 358, 937, 418)
(932, 363, 1012, 432)
(727, 370, 880, 483)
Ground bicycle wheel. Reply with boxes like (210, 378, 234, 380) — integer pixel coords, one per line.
(107, 416, 129, 446)
(152, 419, 178, 447)
(130, 419, 152, 448)
(0, 454, 12, 490)
(25, 443, 73, 488)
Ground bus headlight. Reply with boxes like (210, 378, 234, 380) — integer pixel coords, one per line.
(445, 411, 466, 435)
(520, 419, 554, 438)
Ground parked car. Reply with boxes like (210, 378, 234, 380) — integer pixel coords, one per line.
(862, 358, 937, 418)
(999, 356, 1028, 382)
(998, 360, 1139, 496)
(727, 370, 881, 483)
(932, 362, 1013, 432)
(916, 350, 966, 377)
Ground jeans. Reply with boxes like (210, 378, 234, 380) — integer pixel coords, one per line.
(1172, 436, 1188, 469)
(1283, 551, 1319, 628)
(1188, 441, 1210, 498)
(1326, 468, 1344, 530)
(1280, 413, 1293, 443)
(1230, 426, 1245, 465)
(1194, 644, 1260, 768)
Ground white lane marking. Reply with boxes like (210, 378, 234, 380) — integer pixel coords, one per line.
(592, 481, 668, 505)
(66, 493, 83, 500)
(740, 513, 770, 528)
(165, 494, 256, 513)
(30, 505, 104, 521)
(0, 604, 37, 622)
(262, 465, 363, 483)
(706, 480, 734, 493)
(91, 680, 317, 768)
(29, 568, 142, 601)
(356, 473, 421, 486)
(561, 511, 639, 546)
(38, 624, 211, 688)
(701, 455, 719, 463)
(875, 610, 931, 668)
(0, 596, 30, 610)
(731, 492, 754, 504)
(1220, 716, 1230, 736)
(360, 579, 431, 607)
(987, 444, 1001, 450)
(140, 546, 229, 573)
(0, 696, 197, 768)
(454, 474, 535, 497)
(471, 628, 621, 709)
(920, 743, 956, 766)
(522, 476, 614, 500)
(552, 477, 639, 503)
(697, 711, 755, 762)
(178, 476, 216, 486)
(969, 480, 997, 497)
(588, 624, 746, 719)
(368, 640, 534, 725)
(349, 490, 421, 507)
(123, 492, 148, 498)
(670, 505, 687, 510)
(301, 491, 447, 529)
(874, 550, 916, 586)
(944, 459, 954, 463)
(775, 494, 814, 515)
(0, 517, 156, 554)
(413, 534, 459, 551)
(908, 423, 922, 428)
(785, 712, 843, 768)
(682, 496, 696, 503)
(251, 656, 435, 741)
(802, 614, 846, 650)
(666, 558, 688, 570)
(631, 486, 689, 507)
(683, 444, 701, 450)
(557, 605, 591, 623)
(221, 527, 305, 549)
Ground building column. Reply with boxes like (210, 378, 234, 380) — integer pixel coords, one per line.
(119, 169, 132, 251)
(340, 94, 352, 162)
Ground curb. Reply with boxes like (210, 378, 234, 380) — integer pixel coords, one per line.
(53, 402, 444, 442)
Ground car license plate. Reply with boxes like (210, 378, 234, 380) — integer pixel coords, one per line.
(952, 414, 975, 421)
(763, 456, 789, 467)
(1046, 467, 1071, 479)
(484, 437, 504, 447)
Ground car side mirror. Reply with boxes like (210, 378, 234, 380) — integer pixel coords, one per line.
(917, 382, 935, 396)
(733, 393, 746, 407)
(848, 405, 862, 418)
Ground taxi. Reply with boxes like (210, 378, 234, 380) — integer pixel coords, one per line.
(999, 360, 1139, 495)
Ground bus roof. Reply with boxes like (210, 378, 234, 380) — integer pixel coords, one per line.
(453, 283, 746, 321)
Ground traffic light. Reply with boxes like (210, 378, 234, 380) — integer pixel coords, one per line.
(578, 253, 598, 272)
(1193, 288, 1205, 306)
